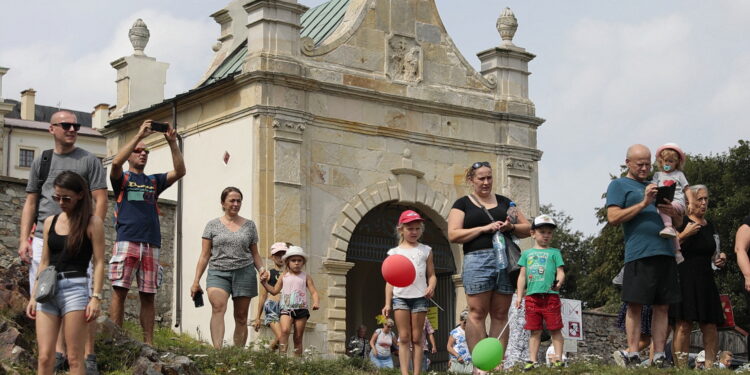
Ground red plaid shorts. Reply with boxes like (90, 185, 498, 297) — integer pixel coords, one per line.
(524, 293, 563, 331)
(109, 241, 162, 294)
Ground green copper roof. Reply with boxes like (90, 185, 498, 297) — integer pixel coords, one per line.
(201, 0, 350, 87)
(300, 0, 350, 45)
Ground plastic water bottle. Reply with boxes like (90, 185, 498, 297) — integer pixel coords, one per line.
(493, 230, 507, 270)
(507, 202, 521, 246)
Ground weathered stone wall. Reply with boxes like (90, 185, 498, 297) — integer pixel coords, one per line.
(574, 311, 626, 363)
(0, 175, 176, 325)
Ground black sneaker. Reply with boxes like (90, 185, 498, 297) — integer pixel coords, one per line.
(54, 352, 68, 372)
(85, 354, 100, 375)
(652, 354, 670, 368)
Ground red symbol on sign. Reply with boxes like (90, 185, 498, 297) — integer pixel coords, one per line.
(568, 322, 580, 338)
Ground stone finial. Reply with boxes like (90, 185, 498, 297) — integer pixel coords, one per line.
(496, 7, 518, 47)
(129, 19, 150, 56)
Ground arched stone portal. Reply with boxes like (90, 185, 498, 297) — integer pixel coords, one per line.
(321, 175, 464, 367)
(345, 202, 455, 369)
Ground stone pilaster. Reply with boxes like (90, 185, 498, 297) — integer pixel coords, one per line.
(243, 0, 308, 74)
(270, 117, 306, 246)
(322, 259, 354, 355)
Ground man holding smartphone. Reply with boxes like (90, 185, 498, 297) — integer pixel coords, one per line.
(108, 119, 186, 345)
(607, 144, 682, 368)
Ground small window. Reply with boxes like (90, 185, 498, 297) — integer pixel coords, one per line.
(19, 149, 34, 168)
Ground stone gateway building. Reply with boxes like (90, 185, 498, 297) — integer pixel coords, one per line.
(101, 0, 543, 366)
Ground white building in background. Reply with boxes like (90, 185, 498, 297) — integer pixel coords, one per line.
(101, 0, 545, 367)
(0, 69, 106, 179)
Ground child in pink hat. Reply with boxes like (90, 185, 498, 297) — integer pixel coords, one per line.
(653, 143, 694, 263)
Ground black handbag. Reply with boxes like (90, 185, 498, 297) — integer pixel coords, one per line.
(34, 266, 57, 303)
(470, 195, 522, 274)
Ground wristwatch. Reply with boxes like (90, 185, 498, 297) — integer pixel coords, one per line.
(91, 293, 103, 300)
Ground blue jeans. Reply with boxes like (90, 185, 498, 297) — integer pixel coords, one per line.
(370, 352, 394, 368)
(462, 248, 515, 295)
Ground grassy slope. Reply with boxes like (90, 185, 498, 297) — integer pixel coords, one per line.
(93, 322, 739, 375)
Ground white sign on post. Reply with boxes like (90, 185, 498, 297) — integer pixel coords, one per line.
(560, 298, 583, 341)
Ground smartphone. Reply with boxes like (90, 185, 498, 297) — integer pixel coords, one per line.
(150, 121, 169, 132)
(193, 291, 204, 308)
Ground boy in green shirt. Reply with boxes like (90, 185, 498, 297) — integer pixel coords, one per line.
(515, 214, 566, 370)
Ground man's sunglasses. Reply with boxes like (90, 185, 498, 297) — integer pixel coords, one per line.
(472, 161, 491, 169)
(52, 122, 81, 132)
(132, 148, 150, 155)
(51, 195, 74, 203)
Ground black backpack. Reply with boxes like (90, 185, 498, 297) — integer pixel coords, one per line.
(34, 149, 54, 221)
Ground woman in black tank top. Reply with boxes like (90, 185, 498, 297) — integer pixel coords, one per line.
(26, 171, 105, 375)
(252, 242, 288, 351)
(447, 162, 532, 359)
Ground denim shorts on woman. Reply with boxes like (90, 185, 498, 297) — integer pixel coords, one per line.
(206, 264, 257, 298)
(37, 277, 89, 316)
(392, 297, 430, 313)
(462, 248, 515, 295)
(263, 299, 280, 325)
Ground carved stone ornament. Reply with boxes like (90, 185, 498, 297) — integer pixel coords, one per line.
(506, 158, 533, 172)
(129, 19, 150, 56)
(272, 119, 306, 133)
(301, 37, 316, 55)
(496, 7, 518, 47)
(386, 35, 423, 84)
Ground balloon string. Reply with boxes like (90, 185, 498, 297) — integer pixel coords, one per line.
(412, 286, 445, 311)
(497, 319, 511, 340)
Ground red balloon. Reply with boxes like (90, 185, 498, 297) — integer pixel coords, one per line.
(382, 254, 416, 287)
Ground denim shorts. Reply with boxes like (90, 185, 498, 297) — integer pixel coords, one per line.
(462, 248, 515, 295)
(37, 277, 89, 316)
(392, 297, 430, 313)
(263, 299, 280, 325)
(206, 264, 257, 298)
(370, 352, 394, 368)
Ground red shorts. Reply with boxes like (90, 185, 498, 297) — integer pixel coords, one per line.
(524, 293, 563, 331)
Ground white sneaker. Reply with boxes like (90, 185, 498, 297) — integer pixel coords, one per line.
(659, 227, 677, 238)
(675, 251, 685, 264)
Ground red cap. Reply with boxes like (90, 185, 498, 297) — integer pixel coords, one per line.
(398, 210, 424, 225)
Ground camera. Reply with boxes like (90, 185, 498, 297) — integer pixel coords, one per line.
(150, 121, 169, 132)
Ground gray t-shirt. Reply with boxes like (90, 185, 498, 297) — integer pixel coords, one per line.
(202, 218, 258, 271)
(25, 147, 107, 238)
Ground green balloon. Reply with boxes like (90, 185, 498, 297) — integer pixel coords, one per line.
(471, 337, 504, 371)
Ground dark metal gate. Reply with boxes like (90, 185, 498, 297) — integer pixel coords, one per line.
(346, 203, 455, 371)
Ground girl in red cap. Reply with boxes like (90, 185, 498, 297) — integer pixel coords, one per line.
(653, 143, 694, 263)
(382, 210, 437, 375)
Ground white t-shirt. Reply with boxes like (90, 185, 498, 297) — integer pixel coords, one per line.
(387, 243, 431, 298)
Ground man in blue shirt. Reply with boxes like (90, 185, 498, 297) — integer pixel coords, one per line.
(606, 144, 682, 368)
(108, 120, 185, 345)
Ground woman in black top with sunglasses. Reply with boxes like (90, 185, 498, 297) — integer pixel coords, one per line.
(447, 161, 531, 366)
(26, 171, 105, 375)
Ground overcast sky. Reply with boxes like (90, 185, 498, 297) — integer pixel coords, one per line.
(2, 1, 747, 235)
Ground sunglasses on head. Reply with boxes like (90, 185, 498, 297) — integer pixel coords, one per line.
(472, 161, 491, 169)
(132, 148, 150, 155)
(51, 195, 73, 203)
(53, 122, 81, 131)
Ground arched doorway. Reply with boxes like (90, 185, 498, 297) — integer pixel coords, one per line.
(345, 202, 456, 370)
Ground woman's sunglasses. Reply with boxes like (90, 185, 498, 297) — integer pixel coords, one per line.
(51, 195, 74, 203)
(472, 161, 491, 169)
